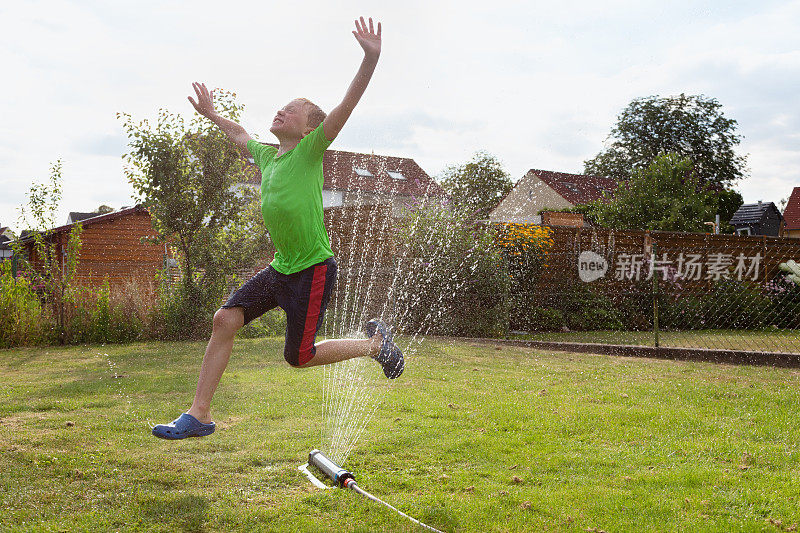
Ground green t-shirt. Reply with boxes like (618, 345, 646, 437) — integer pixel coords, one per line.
(247, 124, 334, 274)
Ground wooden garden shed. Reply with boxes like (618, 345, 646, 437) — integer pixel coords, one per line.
(19, 205, 169, 288)
(729, 201, 784, 237)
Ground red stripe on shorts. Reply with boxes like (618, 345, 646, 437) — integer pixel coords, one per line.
(298, 264, 328, 365)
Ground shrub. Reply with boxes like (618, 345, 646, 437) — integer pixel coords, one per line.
(699, 278, 772, 330)
(659, 294, 704, 331)
(55, 278, 154, 344)
(394, 205, 509, 338)
(765, 275, 800, 329)
(60, 286, 97, 344)
(509, 298, 565, 332)
(239, 308, 287, 338)
(2, 253, 160, 346)
(606, 283, 654, 331)
(93, 280, 112, 342)
(496, 223, 556, 333)
(494, 223, 553, 294)
(152, 281, 214, 341)
(112, 278, 158, 340)
(0, 261, 47, 347)
(560, 282, 625, 331)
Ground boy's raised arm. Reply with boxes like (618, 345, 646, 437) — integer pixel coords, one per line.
(188, 82, 253, 154)
(322, 17, 382, 142)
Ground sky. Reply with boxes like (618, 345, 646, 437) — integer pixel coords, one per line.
(1, 0, 799, 233)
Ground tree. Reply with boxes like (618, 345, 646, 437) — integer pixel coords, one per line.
(438, 151, 513, 220)
(708, 188, 744, 233)
(583, 153, 715, 232)
(14, 160, 83, 342)
(394, 202, 509, 337)
(584, 94, 748, 189)
(119, 90, 268, 337)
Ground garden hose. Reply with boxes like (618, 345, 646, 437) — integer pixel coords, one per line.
(342, 477, 445, 533)
(308, 449, 446, 533)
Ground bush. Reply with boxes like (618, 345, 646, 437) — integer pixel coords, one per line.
(0, 261, 47, 347)
(513, 283, 625, 332)
(112, 278, 159, 340)
(55, 278, 155, 344)
(699, 278, 773, 330)
(765, 275, 800, 329)
(239, 308, 287, 338)
(509, 296, 565, 332)
(495, 223, 553, 293)
(497, 223, 558, 333)
(394, 205, 509, 338)
(659, 294, 704, 331)
(606, 284, 654, 331)
(152, 281, 214, 341)
(560, 282, 624, 331)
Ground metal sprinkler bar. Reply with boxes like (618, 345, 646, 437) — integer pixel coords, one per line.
(308, 449, 355, 487)
(306, 449, 445, 533)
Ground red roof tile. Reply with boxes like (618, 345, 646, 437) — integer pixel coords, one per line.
(246, 144, 446, 197)
(783, 187, 800, 230)
(527, 169, 617, 205)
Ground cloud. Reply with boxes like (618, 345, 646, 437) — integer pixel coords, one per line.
(2, 0, 800, 231)
(71, 133, 127, 157)
(534, 115, 598, 161)
(336, 109, 485, 153)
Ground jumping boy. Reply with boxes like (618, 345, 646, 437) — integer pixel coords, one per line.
(153, 17, 403, 440)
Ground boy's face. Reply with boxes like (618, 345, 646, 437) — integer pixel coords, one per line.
(270, 99, 311, 139)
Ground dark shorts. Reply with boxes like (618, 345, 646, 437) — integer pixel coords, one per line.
(221, 257, 337, 366)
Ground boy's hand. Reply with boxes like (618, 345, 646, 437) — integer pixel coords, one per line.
(353, 16, 381, 58)
(188, 82, 252, 152)
(188, 82, 217, 118)
(323, 17, 382, 142)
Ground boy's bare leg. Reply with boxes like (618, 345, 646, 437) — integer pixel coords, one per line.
(186, 307, 244, 424)
(300, 335, 381, 367)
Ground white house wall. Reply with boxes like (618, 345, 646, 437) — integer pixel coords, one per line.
(323, 190, 344, 208)
(490, 174, 573, 224)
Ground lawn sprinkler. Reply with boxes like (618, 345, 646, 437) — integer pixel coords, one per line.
(300, 449, 445, 533)
(307, 449, 355, 487)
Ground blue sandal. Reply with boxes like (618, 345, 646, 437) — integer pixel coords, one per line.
(365, 319, 405, 379)
(152, 413, 215, 440)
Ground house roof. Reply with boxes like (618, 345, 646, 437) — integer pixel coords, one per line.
(783, 187, 800, 230)
(18, 205, 147, 241)
(68, 211, 101, 224)
(245, 144, 446, 197)
(525, 169, 617, 205)
(729, 201, 782, 226)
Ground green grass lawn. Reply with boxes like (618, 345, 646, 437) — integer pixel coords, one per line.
(512, 329, 800, 353)
(2, 338, 800, 532)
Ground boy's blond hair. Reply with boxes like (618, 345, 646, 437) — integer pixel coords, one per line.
(296, 98, 327, 129)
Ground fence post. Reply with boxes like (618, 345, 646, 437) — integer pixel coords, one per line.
(653, 241, 660, 348)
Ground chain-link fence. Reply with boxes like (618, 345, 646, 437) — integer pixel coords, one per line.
(511, 227, 800, 355)
(237, 207, 800, 357)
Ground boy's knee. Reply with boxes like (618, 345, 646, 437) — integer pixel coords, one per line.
(213, 308, 243, 334)
(284, 345, 314, 367)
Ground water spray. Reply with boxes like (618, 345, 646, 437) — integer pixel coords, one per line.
(301, 449, 445, 533)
